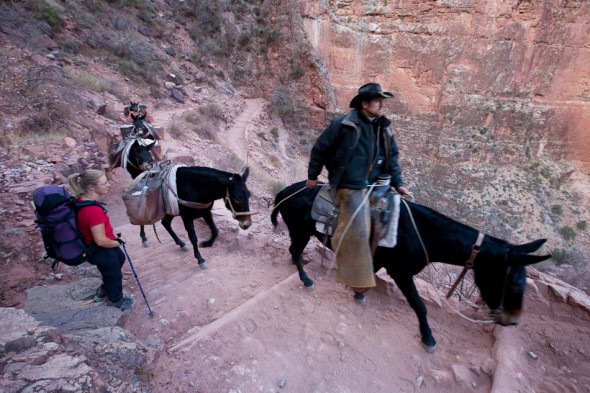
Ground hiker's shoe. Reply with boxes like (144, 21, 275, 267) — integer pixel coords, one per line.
(109, 295, 135, 312)
(93, 286, 107, 302)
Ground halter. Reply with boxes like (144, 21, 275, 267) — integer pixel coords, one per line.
(124, 136, 155, 171)
(224, 188, 256, 218)
(445, 232, 484, 299)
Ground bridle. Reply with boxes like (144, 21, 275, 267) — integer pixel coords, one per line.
(224, 188, 256, 218)
(445, 232, 484, 299)
(126, 139, 155, 171)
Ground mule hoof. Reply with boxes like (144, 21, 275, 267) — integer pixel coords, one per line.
(142, 240, 150, 248)
(181, 245, 190, 252)
(198, 261, 208, 269)
(304, 283, 315, 292)
(422, 342, 437, 353)
(498, 313, 520, 326)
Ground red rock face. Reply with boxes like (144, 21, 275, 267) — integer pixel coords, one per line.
(301, 0, 590, 167)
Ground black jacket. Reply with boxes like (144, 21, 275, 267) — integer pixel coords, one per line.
(308, 109, 404, 189)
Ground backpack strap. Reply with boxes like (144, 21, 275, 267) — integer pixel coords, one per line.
(73, 199, 108, 214)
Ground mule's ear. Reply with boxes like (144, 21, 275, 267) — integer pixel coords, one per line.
(509, 239, 550, 266)
(512, 239, 547, 255)
(242, 166, 250, 182)
(523, 253, 551, 266)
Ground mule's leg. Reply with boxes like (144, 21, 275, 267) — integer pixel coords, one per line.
(179, 214, 208, 268)
(288, 232, 314, 289)
(161, 215, 188, 251)
(139, 225, 149, 247)
(199, 210, 218, 248)
(391, 273, 436, 352)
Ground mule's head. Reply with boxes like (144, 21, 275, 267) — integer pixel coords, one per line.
(224, 167, 252, 230)
(129, 101, 139, 113)
(130, 138, 156, 172)
(474, 238, 550, 326)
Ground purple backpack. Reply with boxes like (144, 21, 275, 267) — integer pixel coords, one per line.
(32, 186, 101, 268)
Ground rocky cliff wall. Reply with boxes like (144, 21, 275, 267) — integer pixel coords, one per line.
(301, 0, 589, 165)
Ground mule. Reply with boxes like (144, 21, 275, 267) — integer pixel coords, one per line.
(109, 136, 158, 244)
(271, 181, 551, 352)
(155, 166, 252, 268)
(125, 138, 157, 180)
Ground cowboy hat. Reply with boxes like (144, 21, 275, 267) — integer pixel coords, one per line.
(349, 83, 394, 108)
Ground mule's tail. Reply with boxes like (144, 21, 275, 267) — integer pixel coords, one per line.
(270, 198, 281, 228)
(271, 180, 309, 228)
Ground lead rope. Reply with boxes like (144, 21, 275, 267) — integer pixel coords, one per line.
(270, 183, 331, 216)
(333, 183, 377, 257)
(401, 199, 494, 324)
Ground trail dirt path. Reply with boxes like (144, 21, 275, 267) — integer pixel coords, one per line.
(106, 100, 590, 393)
(225, 98, 266, 162)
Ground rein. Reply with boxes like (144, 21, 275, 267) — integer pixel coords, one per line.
(401, 199, 494, 324)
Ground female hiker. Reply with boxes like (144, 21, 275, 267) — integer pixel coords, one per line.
(67, 169, 134, 311)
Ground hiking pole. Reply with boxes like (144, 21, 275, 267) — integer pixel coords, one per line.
(117, 234, 154, 317)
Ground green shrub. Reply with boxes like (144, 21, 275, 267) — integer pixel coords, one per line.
(290, 61, 304, 79)
(115, 57, 143, 78)
(576, 220, 587, 230)
(550, 248, 570, 265)
(559, 226, 576, 241)
(551, 204, 563, 215)
(270, 127, 279, 139)
(33, 0, 64, 32)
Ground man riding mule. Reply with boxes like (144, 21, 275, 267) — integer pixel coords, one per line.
(123, 101, 164, 161)
(306, 83, 412, 304)
(271, 181, 551, 351)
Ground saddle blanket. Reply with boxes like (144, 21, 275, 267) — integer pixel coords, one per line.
(315, 193, 400, 249)
(162, 164, 186, 216)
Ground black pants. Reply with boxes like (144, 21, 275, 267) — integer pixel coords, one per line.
(88, 247, 126, 302)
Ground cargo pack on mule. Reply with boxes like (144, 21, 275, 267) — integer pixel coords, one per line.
(122, 160, 171, 226)
(32, 185, 106, 269)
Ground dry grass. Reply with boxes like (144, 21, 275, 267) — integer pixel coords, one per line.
(212, 153, 245, 174)
(64, 67, 110, 93)
(180, 107, 224, 140)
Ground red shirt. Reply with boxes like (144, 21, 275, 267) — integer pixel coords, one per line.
(76, 201, 115, 245)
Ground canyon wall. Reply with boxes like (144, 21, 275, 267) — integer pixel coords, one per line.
(302, 0, 589, 162)
(299, 0, 590, 266)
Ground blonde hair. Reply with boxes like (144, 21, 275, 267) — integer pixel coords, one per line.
(67, 169, 104, 196)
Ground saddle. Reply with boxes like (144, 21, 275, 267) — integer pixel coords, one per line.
(108, 136, 155, 168)
(311, 182, 399, 253)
